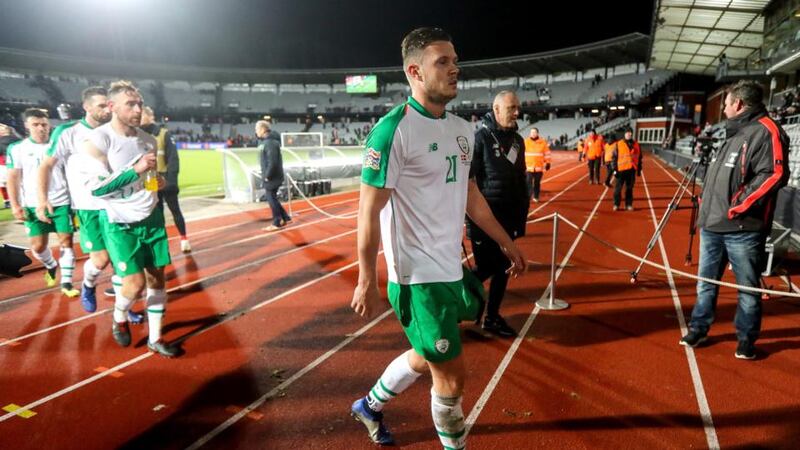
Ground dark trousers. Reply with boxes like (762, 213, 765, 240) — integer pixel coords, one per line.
(471, 237, 511, 320)
(158, 185, 187, 237)
(265, 185, 290, 226)
(587, 159, 601, 183)
(604, 163, 614, 186)
(613, 169, 636, 207)
(526, 171, 543, 200)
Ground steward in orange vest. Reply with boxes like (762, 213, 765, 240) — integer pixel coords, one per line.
(611, 128, 642, 210)
(584, 130, 604, 184)
(577, 138, 585, 162)
(524, 128, 551, 202)
(603, 137, 616, 187)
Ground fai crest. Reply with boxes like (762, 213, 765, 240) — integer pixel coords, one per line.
(435, 338, 450, 354)
(365, 147, 381, 170)
(456, 136, 471, 163)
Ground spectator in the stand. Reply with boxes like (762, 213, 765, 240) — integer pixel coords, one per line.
(256, 120, 291, 231)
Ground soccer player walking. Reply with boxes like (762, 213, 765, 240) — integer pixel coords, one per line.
(350, 28, 526, 449)
(6, 108, 79, 294)
(83, 81, 179, 357)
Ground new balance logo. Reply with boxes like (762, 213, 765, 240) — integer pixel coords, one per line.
(429, 143, 438, 152)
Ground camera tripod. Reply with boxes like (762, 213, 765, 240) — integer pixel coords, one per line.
(630, 156, 704, 283)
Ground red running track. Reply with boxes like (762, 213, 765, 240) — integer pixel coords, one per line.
(1, 151, 799, 449)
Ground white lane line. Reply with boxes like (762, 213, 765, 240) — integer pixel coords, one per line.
(0, 250, 379, 423)
(641, 171, 719, 449)
(185, 309, 395, 450)
(529, 174, 588, 217)
(0, 226, 358, 347)
(465, 185, 609, 435)
(0, 204, 357, 307)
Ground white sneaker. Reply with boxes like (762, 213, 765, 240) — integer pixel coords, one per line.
(180, 239, 192, 253)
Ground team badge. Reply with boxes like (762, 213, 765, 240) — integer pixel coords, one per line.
(118, 262, 127, 272)
(85, 241, 93, 250)
(365, 147, 381, 170)
(456, 136, 471, 164)
(435, 338, 450, 354)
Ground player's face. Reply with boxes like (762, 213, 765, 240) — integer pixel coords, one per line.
(85, 95, 111, 125)
(494, 94, 520, 129)
(111, 91, 144, 127)
(417, 41, 459, 104)
(25, 117, 50, 143)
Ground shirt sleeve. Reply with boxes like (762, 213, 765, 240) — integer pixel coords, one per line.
(361, 107, 405, 189)
(5, 142, 19, 168)
(87, 129, 111, 156)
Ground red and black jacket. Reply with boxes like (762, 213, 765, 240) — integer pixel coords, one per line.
(697, 106, 790, 233)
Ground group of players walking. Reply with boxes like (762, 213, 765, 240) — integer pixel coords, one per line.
(4, 81, 189, 357)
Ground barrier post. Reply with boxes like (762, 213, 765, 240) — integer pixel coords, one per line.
(537, 212, 569, 310)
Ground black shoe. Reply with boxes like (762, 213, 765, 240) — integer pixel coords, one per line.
(679, 329, 707, 348)
(482, 316, 517, 338)
(735, 340, 756, 360)
(104, 287, 115, 297)
(112, 321, 131, 347)
(148, 340, 182, 358)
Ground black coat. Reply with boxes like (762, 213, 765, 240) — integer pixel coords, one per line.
(698, 105, 790, 233)
(466, 112, 529, 242)
(259, 130, 285, 190)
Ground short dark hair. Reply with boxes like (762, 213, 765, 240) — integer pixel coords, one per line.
(726, 80, 763, 108)
(81, 86, 107, 103)
(22, 108, 48, 120)
(401, 27, 452, 64)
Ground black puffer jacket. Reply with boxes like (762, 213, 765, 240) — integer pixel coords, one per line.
(698, 105, 790, 233)
(466, 112, 529, 241)
(259, 130, 284, 189)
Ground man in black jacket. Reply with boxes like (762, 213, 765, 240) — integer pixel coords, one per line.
(256, 120, 291, 231)
(680, 80, 790, 359)
(141, 107, 191, 252)
(467, 91, 529, 337)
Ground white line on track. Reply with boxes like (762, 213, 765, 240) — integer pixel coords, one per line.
(0, 201, 358, 307)
(641, 168, 719, 449)
(0, 226, 358, 347)
(465, 185, 609, 435)
(0, 250, 382, 423)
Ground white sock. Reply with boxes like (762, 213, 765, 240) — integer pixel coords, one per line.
(32, 248, 57, 269)
(366, 352, 423, 412)
(146, 288, 167, 344)
(82, 259, 102, 288)
(59, 247, 75, 285)
(113, 293, 135, 323)
(112, 275, 122, 296)
(431, 389, 466, 450)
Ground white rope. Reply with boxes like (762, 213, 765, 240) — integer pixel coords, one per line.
(284, 174, 357, 220)
(553, 214, 800, 298)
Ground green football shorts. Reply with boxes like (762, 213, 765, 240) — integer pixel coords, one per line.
(387, 267, 484, 363)
(24, 205, 74, 237)
(76, 209, 106, 253)
(100, 208, 171, 277)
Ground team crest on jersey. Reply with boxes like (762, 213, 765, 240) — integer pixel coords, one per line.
(435, 338, 450, 354)
(365, 147, 381, 170)
(456, 136, 471, 164)
(85, 241, 93, 250)
(118, 262, 127, 272)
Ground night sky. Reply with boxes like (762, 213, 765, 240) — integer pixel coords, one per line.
(0, 0, 654, 70)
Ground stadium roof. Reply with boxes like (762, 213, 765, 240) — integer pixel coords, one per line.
(649, 0, 767, 76)
(0, 33, 650, 85)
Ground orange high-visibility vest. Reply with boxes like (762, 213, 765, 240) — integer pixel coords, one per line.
(576, 140, 585, 153)
(603, 142, 616, 163)
(615, 139, 641, 171)
(584, 135, 604, 160)
(524, 137, 551, 172)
